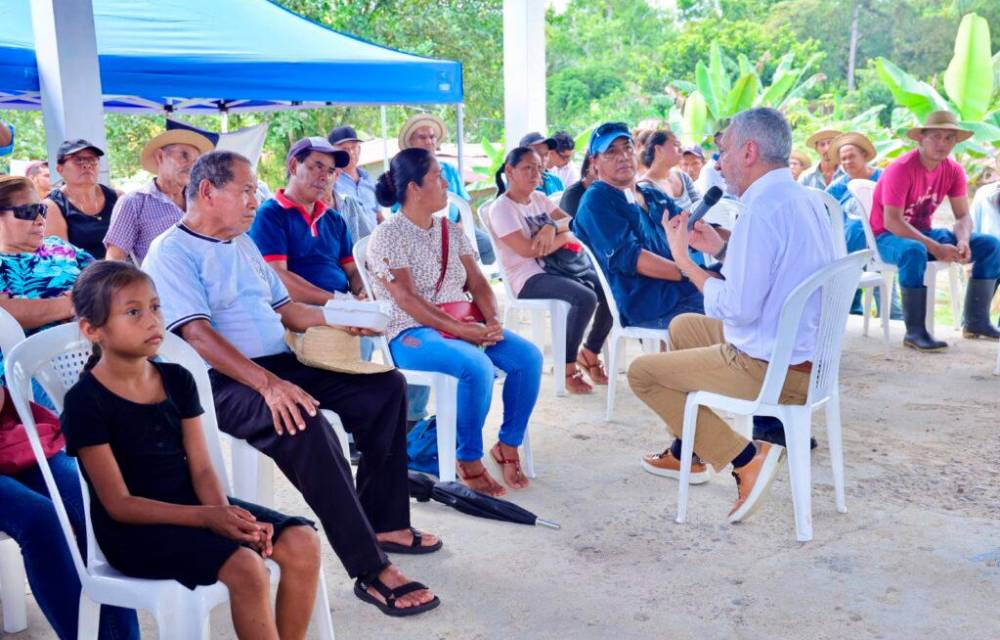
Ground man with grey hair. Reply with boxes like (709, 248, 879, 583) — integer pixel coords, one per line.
(628, 108, 836, 523)
(143, 150, 442, 616)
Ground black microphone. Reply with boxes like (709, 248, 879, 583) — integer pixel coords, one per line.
(687, 186, 724, 230)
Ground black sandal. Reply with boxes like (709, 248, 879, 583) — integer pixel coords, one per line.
(354, 574, 441, 617)
(379, 527, 443, 555)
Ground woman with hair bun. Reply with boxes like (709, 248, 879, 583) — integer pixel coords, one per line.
(366, 149, 542, 497)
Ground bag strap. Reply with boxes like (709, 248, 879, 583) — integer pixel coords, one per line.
(434, 218, 449, 296)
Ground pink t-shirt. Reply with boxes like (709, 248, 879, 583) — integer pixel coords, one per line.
(870, 149, 967, 235)
(488, 191, 556, 295)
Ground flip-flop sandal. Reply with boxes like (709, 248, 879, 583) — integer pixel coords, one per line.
(354, 576, 441, 617)
(379, 527, 443, 555)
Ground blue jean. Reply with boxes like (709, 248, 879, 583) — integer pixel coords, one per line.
(474, 227, 496, 266)
(0, 452, 138, 639)
(390, 327, 542, 461)
(876, 228, 1000, 288)
(846, 219, 901, 319)
(631, 289, 705, 330)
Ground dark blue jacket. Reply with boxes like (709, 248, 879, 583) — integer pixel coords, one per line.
(572, 180, 701, 326)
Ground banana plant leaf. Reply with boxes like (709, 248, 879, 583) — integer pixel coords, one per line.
(757, 72, 797, 108)
(696, 61, 721, 121)
(724, 73, 760, 118)
(944, 13, 994, 122)
(708, 42, 731, 113)
(683, 91, 709, 145)
(876, 57, 952, 121)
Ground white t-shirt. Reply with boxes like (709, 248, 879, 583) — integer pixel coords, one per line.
(487, 191, 556, 295)
(143, 224, 292, 359)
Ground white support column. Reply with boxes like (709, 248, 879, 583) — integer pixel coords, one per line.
(456, 104, 466, 182)
(30, 0, 108, 181)
(503, 0, 547, 151)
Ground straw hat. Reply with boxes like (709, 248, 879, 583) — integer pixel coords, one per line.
(398, 113, 446, 151)
(285, 327, 393, 375)
(828, 132, 876, 163)
(906, 110, 973, 143)
(805, 128, 843, 149)
(789, 149, 812, 170)
(141, 130, 215, 173)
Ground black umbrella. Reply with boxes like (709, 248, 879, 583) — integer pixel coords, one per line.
(408, 471, 560, 529)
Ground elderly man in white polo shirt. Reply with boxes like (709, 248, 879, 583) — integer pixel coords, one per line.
(143, 151, 441, 616)
(628, 108, 836, 522)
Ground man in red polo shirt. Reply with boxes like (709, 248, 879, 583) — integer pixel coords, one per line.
(250, 137, 365, 303)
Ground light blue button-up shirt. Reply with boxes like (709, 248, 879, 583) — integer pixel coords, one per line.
(702, 168, 836, 364)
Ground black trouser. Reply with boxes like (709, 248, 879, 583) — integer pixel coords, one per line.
(209, 352, 409, 578)
(518, 271, 613, 363)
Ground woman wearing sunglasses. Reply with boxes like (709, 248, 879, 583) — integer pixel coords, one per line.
(1, 176, 93, 381)
(42, 139, 121, 259)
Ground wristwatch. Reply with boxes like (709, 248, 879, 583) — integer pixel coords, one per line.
(713, 240, 729, 261)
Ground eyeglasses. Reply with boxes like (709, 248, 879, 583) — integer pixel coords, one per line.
(2, 203, 47, 221)
(65, 155, 99, 167)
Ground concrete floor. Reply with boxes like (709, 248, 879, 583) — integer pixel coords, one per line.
(6, 315, 1000, 640)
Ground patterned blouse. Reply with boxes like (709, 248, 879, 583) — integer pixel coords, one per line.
(0, 236, 93, 382)
(366, 213, 476, 341)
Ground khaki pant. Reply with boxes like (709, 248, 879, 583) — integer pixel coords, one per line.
(627, 314, 810, 471)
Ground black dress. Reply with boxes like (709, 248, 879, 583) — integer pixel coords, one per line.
(61, 361, 313, 590)
(46, 185, 117, 259)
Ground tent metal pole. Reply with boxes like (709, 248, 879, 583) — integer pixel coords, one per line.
(380, 105, 389, 172)
(456, 103, 466, 185)
(220, 111, 229, 133)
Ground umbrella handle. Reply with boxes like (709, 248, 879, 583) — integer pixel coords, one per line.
(535, 517, 561, 530)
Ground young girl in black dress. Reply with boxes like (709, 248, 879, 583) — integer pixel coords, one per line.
(61, 261, 322, 640)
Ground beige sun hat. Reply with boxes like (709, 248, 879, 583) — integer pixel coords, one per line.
(398, 113, 446, 151)
(906, 110, 973, 143)
(285, 327, 393, 375)
(805, 128, 843, 149)
(828, 132, 877, 163)
(789, 148, 812, 170)
(140, 130, 215, 173)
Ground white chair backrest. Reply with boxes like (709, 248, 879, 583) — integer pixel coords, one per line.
(0, 305, 26, 357)
(847, 179, 882, 265)
(707, 199, 742, 229)
(352, 235, 398, 367)
(445, 193, 478, 249)
(578, 241, 624, 329)
(755, 250, 870, 407)
(3, 325, 231, 580)
(547, 190, 564, 205)
(475, 199, 518, 301)
(806, 187, 847, 258)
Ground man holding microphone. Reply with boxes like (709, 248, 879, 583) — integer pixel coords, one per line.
(627, 108, 836, 522)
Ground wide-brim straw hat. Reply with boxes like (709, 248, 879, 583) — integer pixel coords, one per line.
(828, 132, 877, 163)
(141, 130, 215, 173)
(285, 327, 393, 375)
(398, 113, 446, 151)
(789, 149, 812, 170)
(805, 128, 843, 150)
(906, 110, 973, 143)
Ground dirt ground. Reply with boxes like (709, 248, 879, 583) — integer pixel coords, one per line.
(8, 310, 1000, 640)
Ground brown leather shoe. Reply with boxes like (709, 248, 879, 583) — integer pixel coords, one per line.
(728, 441, 785, 523)
(641, 448, 711, 484)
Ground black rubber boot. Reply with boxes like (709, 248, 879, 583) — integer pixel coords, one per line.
(900, 287, 948, 352)
(961, 278, 1000, 341)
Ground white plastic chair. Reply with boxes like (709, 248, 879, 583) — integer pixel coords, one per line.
(675, 251, 871, 542)
(807, 188, 887, 339)
(441, 192, 478, 250)
(547, 190, 564, 205)
(707, 199, 742, 229)
(848, 179, 962, 341)
(577, 242, 671, 421)
(354, 236, 535, 480)
(477, 199, 572, 396)
(0, 306, 28, 633)
(3, 326, 336, 639)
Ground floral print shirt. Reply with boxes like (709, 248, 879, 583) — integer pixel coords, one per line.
(0, 236, 92, 324)
(365, 214, 475, 341)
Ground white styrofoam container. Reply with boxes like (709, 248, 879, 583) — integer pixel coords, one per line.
(322, 298, 391, 332)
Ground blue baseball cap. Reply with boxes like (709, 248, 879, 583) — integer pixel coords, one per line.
(588, 122, 633, 154)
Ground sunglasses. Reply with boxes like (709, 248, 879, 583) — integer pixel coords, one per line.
(3, 203, 48, 221)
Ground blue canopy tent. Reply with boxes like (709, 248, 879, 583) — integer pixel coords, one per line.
(0, 0, 465, 172)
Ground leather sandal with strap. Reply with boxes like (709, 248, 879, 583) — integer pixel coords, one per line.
(379, 527, 443, 555)
(458, 461, 505, 496)
(354, 574, 440, 617)
(576, 353, 609, 385)
(490, 442, 528, 488)
(565, 369, 593, 394)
